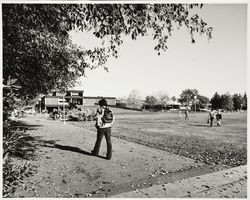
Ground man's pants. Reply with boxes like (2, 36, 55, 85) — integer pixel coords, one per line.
(217, 119, 221, 126)
(210, 117, 214, 127)
(93, 127, 112, 159)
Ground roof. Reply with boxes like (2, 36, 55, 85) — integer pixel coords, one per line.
(167, 100, 181, 105)
(45, 96, 116, 99)
(45, 96, 65, 98)
(51, 89, 84, 93)
(45, 105, 69, 107)
(68, 90, 84, 92)
(65, 96, 83, 99)
(83, 96, 116, 100)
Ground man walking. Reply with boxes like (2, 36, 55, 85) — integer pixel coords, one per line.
(216, 110, 222, 127)
(92, 98, 115, 160)
(184, 107, 189, 120)
(208, 110, 216, 127)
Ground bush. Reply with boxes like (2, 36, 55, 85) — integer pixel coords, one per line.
(67, 108, 96, 121)
(3, 160, 35, 197)
(3, 120, 35, 197)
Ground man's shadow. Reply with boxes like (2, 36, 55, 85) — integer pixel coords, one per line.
(187, 124, 211, 127)
(8, 120, 107, 160)
(43, 143, 107, 159)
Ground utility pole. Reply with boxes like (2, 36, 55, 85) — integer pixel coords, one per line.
(194, 96, 197, 117)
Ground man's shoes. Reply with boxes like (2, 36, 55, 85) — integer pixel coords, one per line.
(91, 150, 98, 156)
(106, 156, 111, 160)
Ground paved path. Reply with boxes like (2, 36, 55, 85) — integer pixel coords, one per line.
(111, 165, 247, 198)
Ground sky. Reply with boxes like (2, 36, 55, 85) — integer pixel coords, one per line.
(70, 4, 247, 99)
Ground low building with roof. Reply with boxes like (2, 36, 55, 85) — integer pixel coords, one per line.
(43, 90, 116, 112)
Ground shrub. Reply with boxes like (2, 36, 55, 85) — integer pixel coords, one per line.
(3, 160, 35, 197)
(67, 108, 96, 121)
(3, 120, 35, 197)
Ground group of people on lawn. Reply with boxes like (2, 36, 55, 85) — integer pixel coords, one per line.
(179, 107, 222, 127)
(208, 109, 222, 127)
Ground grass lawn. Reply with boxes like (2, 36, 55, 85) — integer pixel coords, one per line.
(110, 109, 247, 167)
(74, 108, 247, 167)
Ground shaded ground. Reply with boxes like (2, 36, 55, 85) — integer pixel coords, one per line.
(10, 109, 247, 197)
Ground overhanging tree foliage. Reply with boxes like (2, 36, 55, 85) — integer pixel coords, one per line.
(3, 4, 213, 99)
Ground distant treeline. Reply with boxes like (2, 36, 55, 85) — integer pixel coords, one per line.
(109, 103, 143, 111)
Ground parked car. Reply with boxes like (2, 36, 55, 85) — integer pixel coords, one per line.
(22, 106, 36, 114)
(200, 108, 211, 112)
(58, 98, 69, 106)
(12, 109, 25, 117)
(180, 106, 191, 111)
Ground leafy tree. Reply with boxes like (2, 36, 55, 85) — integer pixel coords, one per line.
(211, 92, 221, 110)
(242, 92, 247, 110)
(3, 4, 213, 99)
(232, 93, 243, 111)
(126, 89, 142, 109)
(171, 96, 177, 102)
(3, 4, 103, 99)
(196, 94, 210, 110)
(197, 95, 210, 105)
(145, 96, 158, 109)
(179, 89, 199, 105)
(156, 91, 170, 110)
(221, 93, 234, 111)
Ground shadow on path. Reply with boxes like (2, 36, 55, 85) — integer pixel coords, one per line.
(188, 124, 211, 127)
(46, 144, 92, 156)
(7, 119, 107, 161)
(10, 120, 43, 131)
(42, 143, 107, 159)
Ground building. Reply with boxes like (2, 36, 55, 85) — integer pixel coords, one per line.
(65, 90, 84, 105)
(44, 92, 70, 113)
(44, 90, 116, 112)
(166, 100, 181, 110)
(82, 96, 116, 106)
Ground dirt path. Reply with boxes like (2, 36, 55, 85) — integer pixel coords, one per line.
(13, 115, 224, 198)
